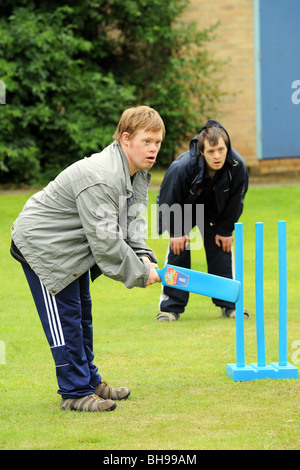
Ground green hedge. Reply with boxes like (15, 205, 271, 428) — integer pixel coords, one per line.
(0, 1, 225, 184)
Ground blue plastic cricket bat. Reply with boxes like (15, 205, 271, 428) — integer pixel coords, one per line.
(156, 264, 241, 303)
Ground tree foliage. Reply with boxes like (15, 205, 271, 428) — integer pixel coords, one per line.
(0, 0, 224, 184)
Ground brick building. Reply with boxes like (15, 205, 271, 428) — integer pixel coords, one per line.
(182, 0, 300, 176)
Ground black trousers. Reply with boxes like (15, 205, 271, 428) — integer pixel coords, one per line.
(159, 222, 235, 314)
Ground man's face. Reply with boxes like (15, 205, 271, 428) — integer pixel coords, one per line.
(202, 137, 228, 172)
(121, 129, 163, 175)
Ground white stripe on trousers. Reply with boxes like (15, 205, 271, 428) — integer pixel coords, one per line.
(39, 281, 65, 347)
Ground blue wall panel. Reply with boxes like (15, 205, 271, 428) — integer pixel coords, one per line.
(257, 0, 300, 159)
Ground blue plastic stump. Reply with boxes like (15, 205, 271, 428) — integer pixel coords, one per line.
(248, 223, 279, 378)
(226, 221, 299, 381)
(269, 221, 298, 379)
(226, 223, 258, 381)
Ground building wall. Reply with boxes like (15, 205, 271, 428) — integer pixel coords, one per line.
(181, 0, 300, 175)
(184, 0, 258, 166)
(182, 0, 257, 168)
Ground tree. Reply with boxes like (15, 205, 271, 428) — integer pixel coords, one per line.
(95, 0, 224, 164)
(0, 0, 224, 184)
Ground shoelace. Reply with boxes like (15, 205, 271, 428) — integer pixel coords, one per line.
(100, 381, 114, 399)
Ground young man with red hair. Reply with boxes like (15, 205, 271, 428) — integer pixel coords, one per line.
(11, 106, 164, 412)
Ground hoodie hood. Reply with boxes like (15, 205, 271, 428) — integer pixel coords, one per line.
(189, 120, 235, 166)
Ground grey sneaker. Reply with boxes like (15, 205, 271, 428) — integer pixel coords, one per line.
(220, 308, 250, 319)
(61, 393, 116, 412)
(156, 312, 180, 322)
(94, 381, 130, 401)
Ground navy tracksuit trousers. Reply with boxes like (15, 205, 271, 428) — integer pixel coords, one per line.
(159, 221, 235, 314)
(22, 265, 101, 399)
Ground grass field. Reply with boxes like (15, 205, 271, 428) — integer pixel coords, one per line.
(0, 181, 299, 450)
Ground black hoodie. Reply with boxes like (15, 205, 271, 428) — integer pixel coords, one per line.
(157, 120, 248, 238)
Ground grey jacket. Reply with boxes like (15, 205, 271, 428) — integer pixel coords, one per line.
(11, 142, 157, 294)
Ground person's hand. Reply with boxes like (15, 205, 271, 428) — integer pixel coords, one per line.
(170, 236, 190, 255)
(215, 234, 233, 252)
(146, 263, 161, 286)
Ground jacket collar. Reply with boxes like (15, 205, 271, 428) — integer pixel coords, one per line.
(115, 142, 151, 198)
(114, 142, 134, 198)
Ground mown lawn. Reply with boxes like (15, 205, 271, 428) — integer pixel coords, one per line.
(0, 183, 299, 450)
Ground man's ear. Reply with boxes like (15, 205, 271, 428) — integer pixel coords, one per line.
(121, 132, 130, 146)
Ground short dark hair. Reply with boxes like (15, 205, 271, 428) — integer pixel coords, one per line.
(198, 125, 229, 153)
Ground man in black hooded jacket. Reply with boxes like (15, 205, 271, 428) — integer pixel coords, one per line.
(156, 120, 249, 321)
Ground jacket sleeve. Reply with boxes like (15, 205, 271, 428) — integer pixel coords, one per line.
(216, 159, 249, 236)
(75, 183, 150, 288)
(157, 158, 193, 237)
